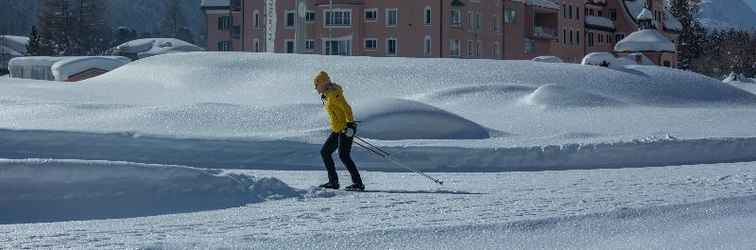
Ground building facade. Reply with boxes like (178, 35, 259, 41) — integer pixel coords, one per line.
(201, 0, 680, 65)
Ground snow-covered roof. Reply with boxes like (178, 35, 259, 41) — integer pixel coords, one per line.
(664, 10, 683, 31)
(0, 35, 29, 55)
(532, 56, 563, 63)
(586, 15, 616, 30)
(623, 0, 646, 22)
(614, 29, 676, 52)
(522, 0, 560, 10)
(9, 56, 131, 81)
(201, 0, 229, 8)
(114, 38, 204, 59)
(637, 8, 653, 21)
(581, 52, 638, 68)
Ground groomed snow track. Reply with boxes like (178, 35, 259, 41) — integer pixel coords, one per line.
(3, 129, 756, 172)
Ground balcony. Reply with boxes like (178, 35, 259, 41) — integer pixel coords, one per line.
(230, 0, 241, 11)
(531, 11, 558, 40)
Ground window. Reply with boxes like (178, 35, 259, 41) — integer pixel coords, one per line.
(569, 30, 573, 45)
(476, 40, 481, 57)
(285, 40, 295, 53)
(365, 8, 377, 22)
(493, 42, 501, 57)
(217, 16, 231, 30)
(663, 61, 671, 67)
(364, 38, 378, 50)
(468, 12, 474, 30)
(576, 31, 580, 45)
(610, 9, 617, 21)
(424, 6, 432, 25)
(569, 5, 573, 19)
(589, 9, 594, 16)
(504, 8, 516, 24)
(598, 33, 603, 43)
(232, 25, 241, 39)
(217, 40, 231, 51)
(386, 8, 398, 27)
(253, 39, 261, 52)
(576, 7, 580, 20)
(305, 40, 315, 50)
(450, 9, 462, 26)
(424, 36, 432, 56)
(386, 38, 397, 56)
(450, 39, 460, 57)
(598, 10, 603, 17)
(491, 15, 500, 32)
(563, 29, 567, 44)
(324, 39, 351, 55)
(467, 40, 474, 57)
(253, 10, 261, 28)
(285, 11, 296, 28)
(325, 9, 352, 27)
(563, 4, 567, 18)
(474, 12, 481, 30)
(525, 38, 535, 53)
(306, 11, 316, 23)
(588, 32, 594, 47)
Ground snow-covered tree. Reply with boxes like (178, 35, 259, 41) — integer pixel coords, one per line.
(669, 0, 706, 71)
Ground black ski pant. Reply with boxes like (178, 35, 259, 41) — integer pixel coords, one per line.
(321, 132, 363, 185)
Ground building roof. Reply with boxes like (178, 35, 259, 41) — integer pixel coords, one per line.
(637, 8, 654, 21)
(513, 0, 560, 10)
(586, 15, 616, 30)
(200, 0, 229, 8)
(614, 29, 676, 53)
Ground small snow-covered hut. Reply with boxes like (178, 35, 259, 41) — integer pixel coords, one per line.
(613, 8, 677, 67)
(112, 38, 204, 60)
(9, 56, 131, 82)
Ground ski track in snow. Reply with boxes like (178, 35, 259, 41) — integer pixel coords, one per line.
(2, 162, 756, 249)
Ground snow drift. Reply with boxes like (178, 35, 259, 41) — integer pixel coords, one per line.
(0, 159, 302, 224)
(355, 98, 490, 140)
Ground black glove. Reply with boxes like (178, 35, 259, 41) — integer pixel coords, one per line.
(344, 122, 358, 137)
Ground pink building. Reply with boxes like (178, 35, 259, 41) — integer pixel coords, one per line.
(201, 0, 680, 65)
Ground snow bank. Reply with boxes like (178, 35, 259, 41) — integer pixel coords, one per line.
(615, 30, 676, 53)
(0, 159, 302, 224)
(5, 129, 756, 173)
(531, 56, 563, 63)
(581, 52, 635, 68)
(114, 38, 204, 59)
(522, 84, 625, 107)
(355, 98, 489, 140)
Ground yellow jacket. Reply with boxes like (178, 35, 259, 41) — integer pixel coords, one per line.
(322, 83, 354, 133)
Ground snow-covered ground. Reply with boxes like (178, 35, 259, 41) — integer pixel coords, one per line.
(2, 53, 756, 248)
(2, 161, 756, 249)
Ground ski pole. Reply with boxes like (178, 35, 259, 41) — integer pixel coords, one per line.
(353, 136, 444, 186)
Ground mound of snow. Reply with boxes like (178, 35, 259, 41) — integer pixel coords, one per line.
(532, 56, 563, 63)
(0, 159, 302, 224)
(355, 98, 490, 140)
(615, 30, 676, 53)
(523, 84, 625, 107)
(581, 52, 635, 68)
(114, 38, 204, 59)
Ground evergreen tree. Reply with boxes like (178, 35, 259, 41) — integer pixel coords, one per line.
(669, 0, 705, 71)
(38, 0, 72, 55)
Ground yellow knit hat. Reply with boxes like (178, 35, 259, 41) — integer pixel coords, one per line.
(314, 71, 330, 86)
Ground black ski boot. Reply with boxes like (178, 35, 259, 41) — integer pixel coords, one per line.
(344, 183, 365, 192)
(319, 182, 340, 190)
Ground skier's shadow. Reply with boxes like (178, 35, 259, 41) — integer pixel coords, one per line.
(360, 190, 486, 195)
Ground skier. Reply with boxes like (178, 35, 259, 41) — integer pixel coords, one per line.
(314, 71, 365, 191)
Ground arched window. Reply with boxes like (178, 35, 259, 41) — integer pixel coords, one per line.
(424, 6, 432, 25)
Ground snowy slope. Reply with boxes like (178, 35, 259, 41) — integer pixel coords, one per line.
(698, 0, 756, 30)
